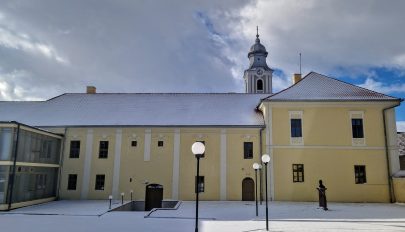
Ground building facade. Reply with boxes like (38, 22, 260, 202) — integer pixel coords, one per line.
(0, 33, 403, 208)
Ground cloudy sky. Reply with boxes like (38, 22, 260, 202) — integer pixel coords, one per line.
(0, 0, 404, 131)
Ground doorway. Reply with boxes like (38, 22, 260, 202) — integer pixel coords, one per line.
(242, 177, 255, 201)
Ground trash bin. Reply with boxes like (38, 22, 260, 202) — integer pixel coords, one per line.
(145, 184, 163, 211)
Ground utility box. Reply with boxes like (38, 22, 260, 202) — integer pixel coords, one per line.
(145, 184, 163, 211)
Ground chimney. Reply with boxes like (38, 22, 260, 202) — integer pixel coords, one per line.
(86, 86, 96, 94)
(292, 73, 302, 84)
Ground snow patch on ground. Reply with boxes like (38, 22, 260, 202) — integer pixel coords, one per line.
(0, 200, 405, 232)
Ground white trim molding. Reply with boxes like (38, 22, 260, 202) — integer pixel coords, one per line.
(171, 128, 180, 200)
(81, 129, 93, 199)
(289, 111, 304, 145)
(220, 129, 227, 200)
(112, 129, 122, 198)
(349, 111, 366, 146)
(144, 129, 151, 161)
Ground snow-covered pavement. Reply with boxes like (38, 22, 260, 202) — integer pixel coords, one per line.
(0, 200, 404, 232)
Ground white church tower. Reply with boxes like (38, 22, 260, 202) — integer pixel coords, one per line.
(244, 27, 273, 94)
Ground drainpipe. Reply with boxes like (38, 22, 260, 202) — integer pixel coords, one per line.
(382, 101, 402, 203)
(259, 127, 265, 203)
(7, 122, 20, 210)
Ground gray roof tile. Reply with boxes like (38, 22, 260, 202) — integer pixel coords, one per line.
(0, 93, 267, 127)
(264, 72, 400, 102)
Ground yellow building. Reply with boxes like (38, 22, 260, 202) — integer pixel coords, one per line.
(0, 32, 403, 209)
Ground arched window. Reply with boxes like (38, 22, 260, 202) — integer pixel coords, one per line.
(257, 79, 263, 91)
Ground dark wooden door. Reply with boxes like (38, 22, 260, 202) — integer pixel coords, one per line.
(242, 177, 255, 201)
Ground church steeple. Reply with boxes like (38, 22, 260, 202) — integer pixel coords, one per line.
(244, 27, 273, 94)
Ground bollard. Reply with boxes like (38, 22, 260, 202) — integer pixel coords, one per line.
(130, 190, 133, 201)
(121, 192, 124, 204)
(108, 195, 113, 209)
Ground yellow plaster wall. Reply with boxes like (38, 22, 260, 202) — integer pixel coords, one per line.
(59, 128, 88, 199)
(59, 127, 262, 201)
(226, 128, 261, 200)
(273, 148, 389, 202)
(393, 178, 405, 203)
(270, 104, 386, 147)
(266, 102, 393, 202)
(119, 128, 174, 200)
(178, 128, 221, 200)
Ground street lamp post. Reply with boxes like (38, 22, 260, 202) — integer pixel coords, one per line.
(191, 142, 206, 232)
(259, 164, 263, 205)
(261, 154, 271, 231)
(253, 163, 260, 217)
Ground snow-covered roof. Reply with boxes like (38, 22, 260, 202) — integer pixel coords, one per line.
(398, 132, 405, 157)
(0, 93, 267, 127)
(264, 72, 401, 102)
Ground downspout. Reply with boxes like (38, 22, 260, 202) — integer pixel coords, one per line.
(382, 101, 402, 203)
(7, 122, 20, 210)
(257, 100, 266, 203)
(259, 126, 265, 203)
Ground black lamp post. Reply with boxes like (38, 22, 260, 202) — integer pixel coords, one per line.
(259, 164, 263, 205)
(253, 162, 260, 217)
(108, 195, 112, 209)
(261, 154, 271, 231)
(191, 142, 206, 232)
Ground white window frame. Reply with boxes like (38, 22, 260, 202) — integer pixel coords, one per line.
(289, 111, 304, 145)
(349, 111, 366, 146)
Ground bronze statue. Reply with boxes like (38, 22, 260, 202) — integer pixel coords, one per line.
(317, 180, 328, 210)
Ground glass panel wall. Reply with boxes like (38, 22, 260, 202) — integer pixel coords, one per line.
(0, 166, 10, 204)
(11, 166, 58, 203)
(0, 128, 14, 161)
(16, 129, 61, 164)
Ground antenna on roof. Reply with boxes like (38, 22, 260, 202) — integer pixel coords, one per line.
(299, 53, 302, 75)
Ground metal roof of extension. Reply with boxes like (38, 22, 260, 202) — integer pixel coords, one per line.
(0, 93, 268, 128)
(263, 72, 401, 102)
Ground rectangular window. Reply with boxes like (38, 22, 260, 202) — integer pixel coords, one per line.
(244, 142, 253, 159)
(158, 141, 164, 147)
(95, 174, 105, 190)
(131, 141, 137, 147)
(352, 119, 364, 138)
(99, 141, 109, 158)
(195, 176, 205, 193)
(68, 174, 77, 190)
(292, 164, 304, 182)
(354, 165, 366, 184)
(291, 119, 302, 137)
(69, 140, 80, 158)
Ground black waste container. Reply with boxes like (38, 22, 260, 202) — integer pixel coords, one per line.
(145, 184, 163, 211)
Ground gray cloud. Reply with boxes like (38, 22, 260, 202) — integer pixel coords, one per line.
(0, 0, 404, 101)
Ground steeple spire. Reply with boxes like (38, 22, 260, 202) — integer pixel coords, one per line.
(244, 26, 273, 94)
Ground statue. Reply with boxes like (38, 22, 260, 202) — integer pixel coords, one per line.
(317, 180, 328, 210)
